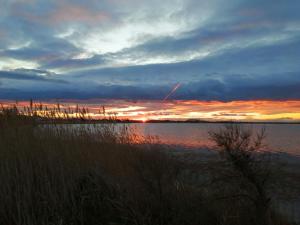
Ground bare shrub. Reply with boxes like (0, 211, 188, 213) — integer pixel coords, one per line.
(209, 124, 272, 225)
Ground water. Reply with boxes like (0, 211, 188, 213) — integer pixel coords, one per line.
(127, 123, 300, 155)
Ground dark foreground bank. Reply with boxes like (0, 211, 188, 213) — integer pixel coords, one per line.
(0, 107, 299, 225)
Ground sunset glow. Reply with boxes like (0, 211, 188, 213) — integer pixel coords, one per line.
(2, 99, 300, 122)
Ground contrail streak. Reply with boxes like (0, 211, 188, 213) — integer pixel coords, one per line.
(163, 83, 181, 101)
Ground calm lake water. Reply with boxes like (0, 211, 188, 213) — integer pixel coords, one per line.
(127, 123, 300, 155)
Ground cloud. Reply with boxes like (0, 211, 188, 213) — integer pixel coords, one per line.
(1, 37, 81, 66)
(0, 69, 67, 83)
(176, 73, 300, 101)
(0, 0, 299, 100)
(12, 2, 110, 26)
(47, 4, 110, 25)
(41, 55, 107, 71)
(67, 37, 300, 86)
(1, 70, 300, 101)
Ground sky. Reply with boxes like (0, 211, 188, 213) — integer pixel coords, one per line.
(0, 0, 300, 121)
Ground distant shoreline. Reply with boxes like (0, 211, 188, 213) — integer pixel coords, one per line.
(36, 118, 300, 125)
(134, 120, 300, 125)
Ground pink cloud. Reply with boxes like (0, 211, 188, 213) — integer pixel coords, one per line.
(49, 4, 110, 25)
(11, 2, 110, 26)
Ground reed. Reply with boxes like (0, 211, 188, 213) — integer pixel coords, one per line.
(0, 104, 293, 225)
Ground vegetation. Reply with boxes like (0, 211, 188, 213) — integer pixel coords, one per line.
(0, 104, 295, 225)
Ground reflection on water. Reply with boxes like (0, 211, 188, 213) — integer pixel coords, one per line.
(127, 123, 300, 155)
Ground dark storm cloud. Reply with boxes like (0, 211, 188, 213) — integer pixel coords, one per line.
(174, 72, 300, 101)
(0, 69, 67, 83)
(1, 76, 300, 101)
(42, 55, 107, 70)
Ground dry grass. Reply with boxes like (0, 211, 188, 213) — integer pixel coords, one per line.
(0, 104, 295, 225)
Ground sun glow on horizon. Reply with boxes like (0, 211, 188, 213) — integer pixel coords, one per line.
(1, 99, 300, 122)
(140, 118, 148, 123)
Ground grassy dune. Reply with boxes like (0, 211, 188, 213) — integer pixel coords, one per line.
(0, 105, 296, 225)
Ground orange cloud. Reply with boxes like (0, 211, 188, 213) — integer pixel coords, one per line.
(1, 99, 300, 122)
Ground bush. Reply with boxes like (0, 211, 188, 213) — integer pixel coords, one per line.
(209, 124, 272, 225)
